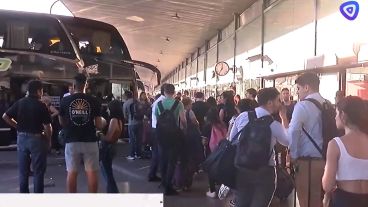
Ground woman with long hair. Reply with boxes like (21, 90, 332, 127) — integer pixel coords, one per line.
(323, 96, 368, 207)
(139, 92, 150, 104)
(206, 96, 217, 109)
(99, 100, 124, 193)
(203, 106, 228, 198)
(219, 91, 237, 128)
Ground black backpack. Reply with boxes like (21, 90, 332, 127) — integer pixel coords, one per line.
(303, 98, 339, 159)
(129, 100, 145, 121)
(234, 111, 274, 170)
(156, 100, 180, 146)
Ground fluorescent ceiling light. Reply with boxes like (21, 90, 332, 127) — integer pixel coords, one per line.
(126, 16, 145, 22)
(1, 0, 73, 16)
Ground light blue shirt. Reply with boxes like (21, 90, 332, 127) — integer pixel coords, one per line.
(229, 107, 289, 166)
(288, 92, 324, 159)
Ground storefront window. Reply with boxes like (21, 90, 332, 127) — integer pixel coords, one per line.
(346, 67, 368, 100)
(218, 34, 235, 85)
(319, 73, 339, 103)
(263, 0, 315, 75)
(179, 66, 185, 83)
(206, 66, 216, 86)
(236, 17, 262, 77)
(192, 58, 199, 76)
(236, 15, 262, 97)
(206, 47, 217, 86)
(207, 46, 217, 69)
(275, 75, 298, 101)
(264, 79, 274, 88)
(219, 35, 234, 64)
(197, 55, 205, 86)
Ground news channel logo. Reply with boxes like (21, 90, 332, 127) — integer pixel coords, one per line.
(340, 1, 359, 21)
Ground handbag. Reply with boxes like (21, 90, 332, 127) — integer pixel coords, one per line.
(274, 147, 295, 201)
(274, 165, 295, 200)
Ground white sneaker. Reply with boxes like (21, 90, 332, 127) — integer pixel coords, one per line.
(229, 199, 236, 207)
(206, 190, 216, 198)
(126, 156, 135, 160)
(218, 184, 230, 200)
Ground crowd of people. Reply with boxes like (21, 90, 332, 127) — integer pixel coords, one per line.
(1, 72, 368, 207)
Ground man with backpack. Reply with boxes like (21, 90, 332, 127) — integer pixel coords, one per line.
(230, 87, 289, 207)
(123, 90, 144, 160)
(281, 72, 338, 207)
(155, 84, 187, 195)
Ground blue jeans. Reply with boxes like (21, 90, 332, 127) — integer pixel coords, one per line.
(99, 141, 119, 193)
(128, 124, 142, 157)
(17, 132, 48, 193)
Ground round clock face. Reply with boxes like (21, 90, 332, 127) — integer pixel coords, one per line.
(215, 62, 230, 76)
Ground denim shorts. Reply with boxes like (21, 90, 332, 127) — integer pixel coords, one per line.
(65, 142, 99, 172)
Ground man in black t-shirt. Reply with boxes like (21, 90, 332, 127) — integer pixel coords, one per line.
(192, 92, 209, 133)
(59, 74, 105, 193)
(2, 80, 52, 193)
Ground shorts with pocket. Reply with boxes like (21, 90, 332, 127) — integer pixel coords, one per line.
(65, 142, 99, 172)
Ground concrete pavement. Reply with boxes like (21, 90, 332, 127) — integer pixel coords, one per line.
(0, 143, 296, 207)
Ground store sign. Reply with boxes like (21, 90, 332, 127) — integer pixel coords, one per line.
(305, 54, 336, 69)
(0, 58, 12, 71)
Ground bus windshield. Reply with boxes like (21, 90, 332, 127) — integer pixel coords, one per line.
(0, 13, 76, 59)
(64, 23, 127, 60)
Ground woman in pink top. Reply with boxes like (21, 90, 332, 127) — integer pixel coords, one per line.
(322, 96, 368, 207)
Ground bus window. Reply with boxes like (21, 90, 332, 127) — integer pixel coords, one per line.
(0, 14, 76, 59)
(65, 24, 125, 59)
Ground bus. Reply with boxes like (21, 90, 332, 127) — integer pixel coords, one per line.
(0, 10, 161, 145)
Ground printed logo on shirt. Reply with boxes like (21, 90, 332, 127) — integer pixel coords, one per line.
(69, 98, 91, 126)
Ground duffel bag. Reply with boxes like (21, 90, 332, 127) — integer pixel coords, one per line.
(202, 139, 237, 189)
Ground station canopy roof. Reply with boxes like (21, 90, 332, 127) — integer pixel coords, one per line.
(63, 0, 257, 84)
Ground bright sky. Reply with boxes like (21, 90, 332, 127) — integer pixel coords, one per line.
(0, 0, 73, 16)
